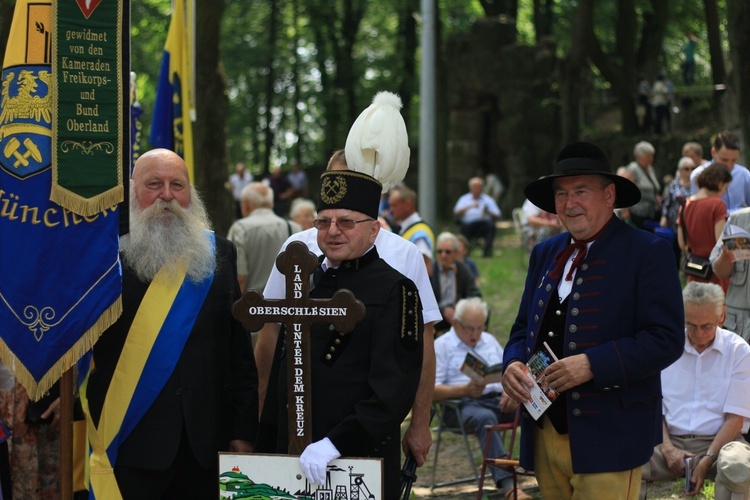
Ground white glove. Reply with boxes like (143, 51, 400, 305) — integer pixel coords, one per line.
(299, 437, 341, 486)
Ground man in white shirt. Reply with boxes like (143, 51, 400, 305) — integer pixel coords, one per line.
(254, 150, 441, 467)
(434, 298, 529, 499)
(453, 177, 502, 257)
(641, 282, 750, 499)
(691, 131, 750, 213)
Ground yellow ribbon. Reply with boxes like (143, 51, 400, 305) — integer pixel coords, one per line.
(86, 264, 186, 498)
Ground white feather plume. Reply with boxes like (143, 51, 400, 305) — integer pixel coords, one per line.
(345, 91, 410, 193)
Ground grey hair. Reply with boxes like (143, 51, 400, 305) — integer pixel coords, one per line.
(241, 182, 273, 208)
(683, 282, 724, 315)
(633, 141, 655, 158)
(454, 297, 489, 324)
(436, 231, 459, 251)
(290, 198, 316, 219)
(678, 156, 696, 170)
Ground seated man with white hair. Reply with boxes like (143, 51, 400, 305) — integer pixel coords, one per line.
(434, 298, 530, 499)
(641, 282, 750, 499)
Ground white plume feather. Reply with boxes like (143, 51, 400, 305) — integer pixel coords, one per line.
(345, 91, 410, 193)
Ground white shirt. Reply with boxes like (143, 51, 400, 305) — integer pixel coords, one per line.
(453, 193, 501, 224)
(434, 327, 504, 395)
(263, 228, 442, 324)
(229, 171, 253, 201)
(662, 327, 750, 436)
(691, 163, 750, 213)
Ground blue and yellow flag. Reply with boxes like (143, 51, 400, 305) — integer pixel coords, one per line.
(149, 0, 194, 181)
(0, 0, 122, 399)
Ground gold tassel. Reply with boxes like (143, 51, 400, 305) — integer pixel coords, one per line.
(0, 295, 122, 401)
(49, 184, 123, 217)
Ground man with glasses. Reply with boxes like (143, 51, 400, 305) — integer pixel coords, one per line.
(641, 282, 750, 499)
(502, 142, 684, 499)
(430, 232, 482, 333)
(434, 298, 530, 499)
(254, 150, 441, 469)
(261, 170, 424, 498)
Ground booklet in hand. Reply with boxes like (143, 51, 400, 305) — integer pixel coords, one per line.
(723, 224, 750, 262)
(521, 342, 560, 420)
(461, 352, 503, 384)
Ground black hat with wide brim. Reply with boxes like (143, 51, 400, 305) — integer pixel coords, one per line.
(524, 141, 641, 214)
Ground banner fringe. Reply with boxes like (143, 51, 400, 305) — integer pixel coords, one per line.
(0, 296, 122, 401)
(50, 184, 123, 217)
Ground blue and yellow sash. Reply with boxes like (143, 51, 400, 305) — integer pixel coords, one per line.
(83, 232, 215, 499)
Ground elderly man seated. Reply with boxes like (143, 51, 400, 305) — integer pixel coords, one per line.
(641, 282, 750, 500)
(434, 298, 530, 499)
(430, 232, 482, 333)
(453, 177, 502, 257)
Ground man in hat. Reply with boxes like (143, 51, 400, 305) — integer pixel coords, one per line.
(255, 150, 441, 469)
(640, 282, 750, 499)
(262, 170, 424, 499)
(501, 142, 684, 499)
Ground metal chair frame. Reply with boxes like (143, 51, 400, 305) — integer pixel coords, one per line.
(476, 407, 533, 500)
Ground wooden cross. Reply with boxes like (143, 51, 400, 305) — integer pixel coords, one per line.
(232, 241, 365, 455)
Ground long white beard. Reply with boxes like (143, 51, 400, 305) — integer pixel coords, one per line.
(122, 187, 215, 284)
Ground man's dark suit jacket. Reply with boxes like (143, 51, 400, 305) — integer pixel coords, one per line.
(86, 236, 258, 471)
(430, 259, 482, 316)
(503, 216, 684, 473)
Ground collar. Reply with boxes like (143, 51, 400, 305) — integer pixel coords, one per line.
(438, 262, 456, 273)
(322, 245, 379, 271)
(684, 326, 730, 356)
(446, 327, 486, 349)
(398, 212, 422, 233)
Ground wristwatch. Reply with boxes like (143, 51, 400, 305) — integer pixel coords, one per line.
(702, 450, 717, 463)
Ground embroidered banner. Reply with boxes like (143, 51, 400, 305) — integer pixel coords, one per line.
(0, 0, 122, 400)
(149, 0, 194, 181)
(51, 0, 126, 216)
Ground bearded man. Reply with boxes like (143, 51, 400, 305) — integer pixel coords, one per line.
(84, 149, 258, 499)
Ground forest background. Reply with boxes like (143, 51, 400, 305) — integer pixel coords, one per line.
(0, 0, 749, 236)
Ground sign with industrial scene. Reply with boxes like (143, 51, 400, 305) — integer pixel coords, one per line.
(219, 453, 383, 499)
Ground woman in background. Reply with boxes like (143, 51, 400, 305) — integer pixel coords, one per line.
(678, 163, 731, 293)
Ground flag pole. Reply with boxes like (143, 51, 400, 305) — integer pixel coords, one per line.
(60, 369, 74, 500)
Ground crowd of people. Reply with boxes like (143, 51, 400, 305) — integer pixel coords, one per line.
(4, 103, 750, 500)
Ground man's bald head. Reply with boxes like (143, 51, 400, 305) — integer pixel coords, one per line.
(132, 149, 191, 209)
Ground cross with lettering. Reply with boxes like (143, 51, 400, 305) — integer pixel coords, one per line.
(232, 240, 365, 455)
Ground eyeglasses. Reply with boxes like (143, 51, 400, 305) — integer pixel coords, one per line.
(680, 167, 694, 171)
(436, 249, 454, 254)
(313, 218, 374, 231)
(685, 323, 718, 332)
(456, 321, 485, 334)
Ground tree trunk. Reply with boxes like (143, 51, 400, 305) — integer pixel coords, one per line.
(559, 0, 593, 144)
(292, 1, 303, 166)
(533, 0, 554, 40)
(727, 0, 750, 154)
(263, 0, 279, 175)
(588, 0, 639, 135)
(396, 0, 419, 131)
(195, 0, 233, 236)
(636, 0, 670, 78)
(704, 0, 725, 87)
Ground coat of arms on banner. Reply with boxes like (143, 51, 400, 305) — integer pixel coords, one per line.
(219, 453, 383, 499)
(0, 5, 52, 180)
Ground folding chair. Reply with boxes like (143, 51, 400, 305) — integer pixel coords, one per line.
(512, 207, 533, 252)
(476, 407, 534, 499)
(430, 399, 485, 490)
